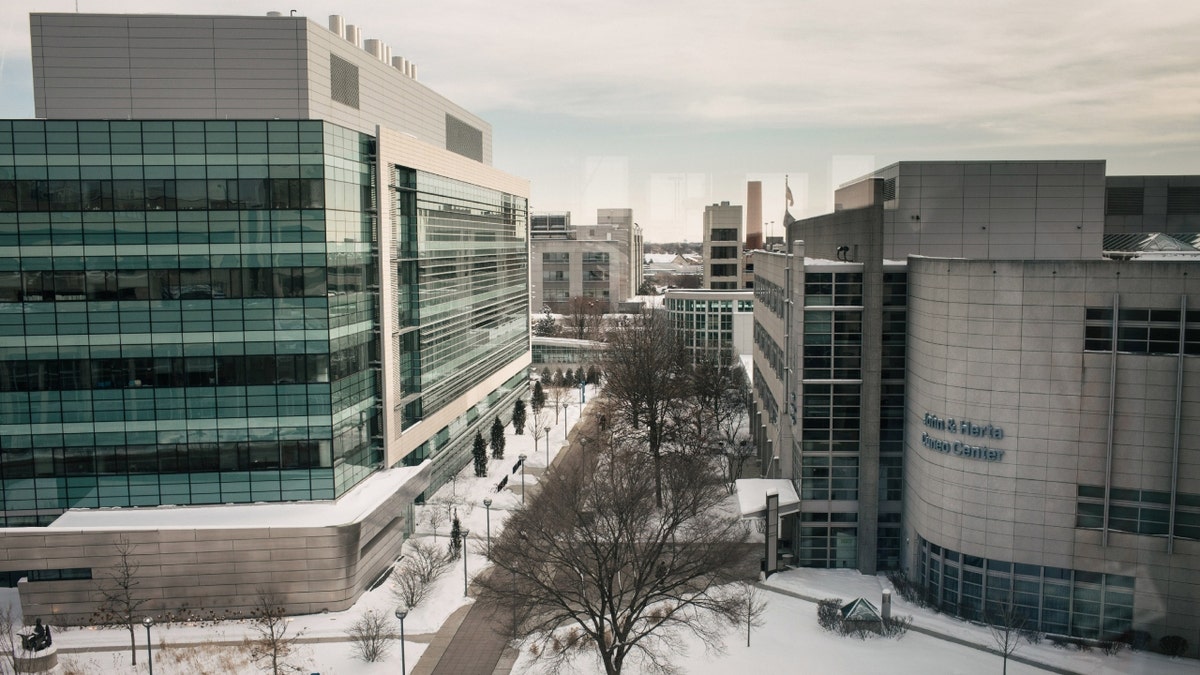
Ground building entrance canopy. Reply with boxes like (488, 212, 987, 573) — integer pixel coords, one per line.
(734, 479, 800, 519)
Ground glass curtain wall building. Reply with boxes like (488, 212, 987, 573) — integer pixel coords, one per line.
(663, 289, 754, 364)
(391, 166, 529, 487)
(0, 12, 532, 624)
(0, 120, 380, 525)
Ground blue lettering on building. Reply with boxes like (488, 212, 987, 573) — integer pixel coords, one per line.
(921, 413, 1005, 462)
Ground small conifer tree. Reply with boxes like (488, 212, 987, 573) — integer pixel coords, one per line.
(472, 431, 488, 478)
(491, 417, 507, 459)
(531, 381, 546, 412)
(448, 511, 463, 559)
(512, 399, 527, 434)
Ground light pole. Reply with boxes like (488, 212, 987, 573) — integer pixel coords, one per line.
(562, 401, 570, 434)
(483, 498, 492, 559)
(518, 453, 527, 503)
(461, 528, 471, 596)
(142, 616, 154, 675)
(394, 606, 407, 674)
(544, 426, 550, 466)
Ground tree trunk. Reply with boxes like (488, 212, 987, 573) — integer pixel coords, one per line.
(651, 446, 663, 508)
(129, 626, 137, 665)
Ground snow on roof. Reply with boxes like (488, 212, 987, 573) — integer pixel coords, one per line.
(734, 479, 800, 519)
(645, 253, 681, 264)
(47, 464, 427, 531)
(532, 336, 605, 348)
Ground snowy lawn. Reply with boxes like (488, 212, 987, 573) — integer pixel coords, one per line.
(5, 384, 594, 674)
(10, 385, 1195, 674)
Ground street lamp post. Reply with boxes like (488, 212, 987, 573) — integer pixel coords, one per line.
(483, 498, 492, 559)
(461, 528, 471, 596)
(394, 606, 408, 674)
(518, 453, 527, 504)
(562, 401, 570, 433)
(142, 616, 155, 675)
(544, 427, 550, 466)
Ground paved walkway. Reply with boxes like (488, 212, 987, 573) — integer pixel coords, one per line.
(412, 400, 604, 675)
(416, 589, 516, 675)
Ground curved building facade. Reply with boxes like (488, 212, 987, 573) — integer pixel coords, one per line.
(904, 257, 1200, 644)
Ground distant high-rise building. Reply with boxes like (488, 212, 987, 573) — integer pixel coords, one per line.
(1, 11, 530, 623)
(701, 201, 743, 289)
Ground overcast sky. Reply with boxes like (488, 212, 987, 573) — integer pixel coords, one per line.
(2, 1, 1198, 241)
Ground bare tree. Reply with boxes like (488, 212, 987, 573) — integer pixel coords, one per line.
(91, 536, 149, 665)
(426, 503, 448, 541)
(684, 350, 750, 447)
(563, 296, 604, 340)
(0, 603, 20, 675)
(391, 541, 453, 609)
(347, 608, 395, 662)
(479, 434, 753, 675)
(246, 590, 305, 675)
(738, 582, 767, 647)
(529, 406, 549, 461)
(722, 440, 757, 494)
(549, 380, 568, 425)
(602, 309, 690, 507)
(986, 598, 1028, 675)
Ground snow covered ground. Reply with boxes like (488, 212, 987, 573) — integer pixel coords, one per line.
(7, 385, 1197, 674)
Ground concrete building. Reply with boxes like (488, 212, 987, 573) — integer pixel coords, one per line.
(0, 12, 529, 623)
(702, 201, 743, 289)
(530, 208, 642, 313)
(751, 160, 1200, 653)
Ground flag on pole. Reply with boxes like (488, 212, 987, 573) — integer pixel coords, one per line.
(785, 175, 794, 207)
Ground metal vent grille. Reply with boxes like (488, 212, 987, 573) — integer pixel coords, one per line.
(1168, 187, 1200, 215)
(882, 177, 897, 201)
(445, 114, 483, 162)
(330, 55, 360, 110)
(1105, 187, 1143, 215)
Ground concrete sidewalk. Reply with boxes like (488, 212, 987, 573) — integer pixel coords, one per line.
(413, 399, 605, 675)
(413, 588, 518, 675)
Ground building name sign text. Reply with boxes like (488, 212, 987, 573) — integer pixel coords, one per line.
(921, 412, 1005, 462)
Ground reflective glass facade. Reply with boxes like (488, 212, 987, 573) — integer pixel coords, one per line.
(797, 272, 863, 568)
(665, 296, 753, 363)
(392, 168, 528, 434)
(916, 536, 1135, 640)
(0, 120, 381, 525)
(388, 167, 528, 491)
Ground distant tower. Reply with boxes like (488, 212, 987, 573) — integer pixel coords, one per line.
(702, 201, 743, 289)
(746, 181, 763, 250)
